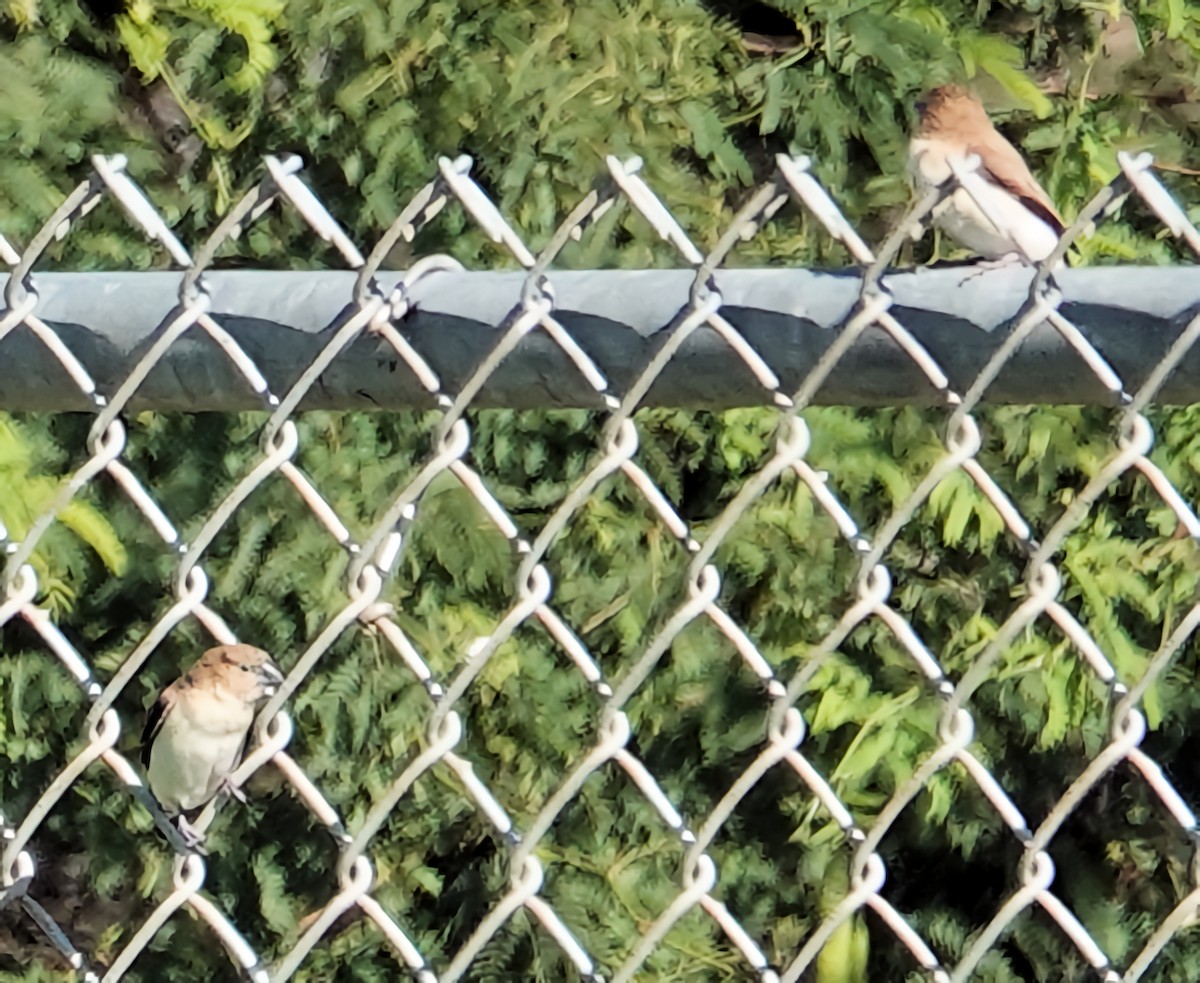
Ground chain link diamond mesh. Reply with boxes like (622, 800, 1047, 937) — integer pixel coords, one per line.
(3, 147, 1200, 981)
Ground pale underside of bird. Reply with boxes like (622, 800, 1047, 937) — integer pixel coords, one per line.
(908, 85, 1065, 265)
(142, 644, 283, 845)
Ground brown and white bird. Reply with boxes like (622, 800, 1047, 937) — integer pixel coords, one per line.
(908, 84, 1065, 264)
(142, 644, 283, 842)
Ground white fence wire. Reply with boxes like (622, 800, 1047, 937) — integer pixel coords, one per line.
(2, 147, 1200, 981)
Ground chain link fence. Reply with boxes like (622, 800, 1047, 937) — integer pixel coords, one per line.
(3, 147, 1200, 981)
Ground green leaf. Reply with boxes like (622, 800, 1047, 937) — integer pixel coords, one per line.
(1164, 0, 1185, 39)
(678, 100, 752, 184)
(762, 69, 785, 135)
(960, 34, 1053, 118)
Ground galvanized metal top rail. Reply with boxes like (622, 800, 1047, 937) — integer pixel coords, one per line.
(3, 267, 1199, 410)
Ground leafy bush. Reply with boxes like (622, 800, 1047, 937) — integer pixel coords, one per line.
(5, 0, 1200, 980)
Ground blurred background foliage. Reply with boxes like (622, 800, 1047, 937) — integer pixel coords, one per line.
(4, 0, 1200, 980)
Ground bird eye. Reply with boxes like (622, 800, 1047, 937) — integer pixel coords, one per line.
(241, 665, 251, 672)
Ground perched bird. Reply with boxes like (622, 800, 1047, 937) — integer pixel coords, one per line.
(908, 84, 1065, 264)
(142, 644, 284, 843)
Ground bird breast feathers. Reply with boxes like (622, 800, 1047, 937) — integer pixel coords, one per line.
(908, 137, 959, 188)
(169, 684, 258, 737)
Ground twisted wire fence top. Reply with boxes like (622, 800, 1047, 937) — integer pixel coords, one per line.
(2, 146, 1200, 982)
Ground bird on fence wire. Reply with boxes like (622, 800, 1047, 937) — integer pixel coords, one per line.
(908, 84, 1065, 266)
(141, 643, 284, 846)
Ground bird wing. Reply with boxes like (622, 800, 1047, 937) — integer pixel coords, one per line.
(969, 132, 1065, 235)
(140, 686, 176, 767)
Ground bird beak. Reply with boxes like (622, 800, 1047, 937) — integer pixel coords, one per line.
(257, 661, 285, 694)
